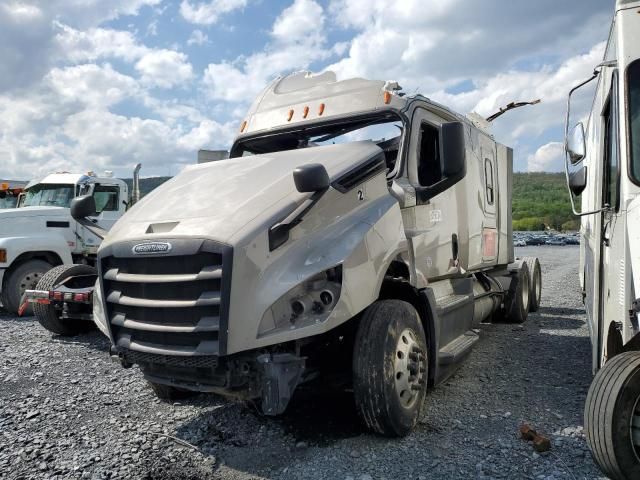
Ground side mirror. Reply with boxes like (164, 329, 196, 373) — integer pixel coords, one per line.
(441, 122, 466, 178)
(293, 163, 330, 193)
(566, 123, 586, 164)
(70, 195, 97, 220)
(569, 166, 587, 197)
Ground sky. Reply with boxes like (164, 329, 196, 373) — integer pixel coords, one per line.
(0, 0, 614, 180)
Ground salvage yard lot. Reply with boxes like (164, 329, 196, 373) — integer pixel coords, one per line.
(0, 246, 607, 479)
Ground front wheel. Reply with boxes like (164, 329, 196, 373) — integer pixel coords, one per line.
(2, 259, 52, 315)
(353, 300, 428, 437)
(585, 351, 640, 480)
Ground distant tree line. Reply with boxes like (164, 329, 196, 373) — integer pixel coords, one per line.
(512, 172, 579, 231)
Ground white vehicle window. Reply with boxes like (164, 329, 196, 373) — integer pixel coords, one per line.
(93, 185, 119, 212)
(22, 184, 74, 207)
(629, 60, 640, 183)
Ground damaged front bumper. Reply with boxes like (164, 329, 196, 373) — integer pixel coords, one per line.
(111, 347, 306, 415)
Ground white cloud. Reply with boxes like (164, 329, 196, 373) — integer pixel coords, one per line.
(55, 24, 149, 63)
(528, 142, 565, 172)
(179, 0, 247, 25)
(202, 0, 328, 102)
(187, 29, 209, 45)
(135, 50, 194, 88)
(272, 0, 323, 43)
(47, 64, 139, 108)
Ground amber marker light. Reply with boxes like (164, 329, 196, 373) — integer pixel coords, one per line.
(318, 103, 325, 116)
(303, 106, 309, 118)
(287, 109, 294, 121)
(239, 120, 247, 133)
(383, 91, 392, 104)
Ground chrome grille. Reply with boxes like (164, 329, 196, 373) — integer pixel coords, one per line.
(99, 239, 232, 360)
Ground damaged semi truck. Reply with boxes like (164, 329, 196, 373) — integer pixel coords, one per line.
(61, 71, 540, 435)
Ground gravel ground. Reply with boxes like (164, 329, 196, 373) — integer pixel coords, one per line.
(0, 246, 609, 480)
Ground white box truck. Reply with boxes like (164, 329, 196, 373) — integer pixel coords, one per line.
(564, 1, 640, 478)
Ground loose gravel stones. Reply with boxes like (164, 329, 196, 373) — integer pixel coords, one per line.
(0, 246, 609, 479)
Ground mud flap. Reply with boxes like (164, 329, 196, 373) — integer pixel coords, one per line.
(257, 353, 305, 415)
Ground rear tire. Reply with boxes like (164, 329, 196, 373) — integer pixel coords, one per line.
(585, 351, 640, 480)
(2, 259, 52, 315)
(353, 300, 428, 437)
(148, 381, 197, 402)
(33, 264, 96, 336)
(522, 257, 542, 312)
(502, 262, 530, 324)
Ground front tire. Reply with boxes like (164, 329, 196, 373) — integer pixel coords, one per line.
(353, 300, 428, 437)
(33, 264, 96, 336)
(585, 351, 640, 480)
(2, 259, 52, 315)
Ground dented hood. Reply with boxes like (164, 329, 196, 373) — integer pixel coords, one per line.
(105, 141, 383, 244)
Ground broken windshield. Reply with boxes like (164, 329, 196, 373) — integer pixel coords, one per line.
(230, 113, 404, 174)
(22, 184, 75, 208)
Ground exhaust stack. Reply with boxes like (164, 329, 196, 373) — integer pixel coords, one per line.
(132, 163, 142, 206)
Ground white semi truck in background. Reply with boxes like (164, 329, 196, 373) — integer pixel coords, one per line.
(0, 166, 140, 315)
(565, 1, 640, 478)
(50, 70, 542, 436)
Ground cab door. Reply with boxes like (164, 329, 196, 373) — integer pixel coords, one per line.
(598, 70, 626, 365)
(402, 107, 459, 281)
(77, 183, 124, 253)
(90, 183, 123, 231)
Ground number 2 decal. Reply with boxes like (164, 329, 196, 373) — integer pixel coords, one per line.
(357, 189, 364, 201)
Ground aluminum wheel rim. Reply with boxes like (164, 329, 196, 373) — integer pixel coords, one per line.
(393, 328, 426, 409)
(630, 393, 640, 462)
(18, 271, 43, 297)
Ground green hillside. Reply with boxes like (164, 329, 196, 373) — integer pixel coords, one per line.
(512, 172, 578, 231)
(126, 172, 577, 232)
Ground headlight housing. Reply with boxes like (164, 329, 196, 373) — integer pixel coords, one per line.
(258, 265, 342, 337)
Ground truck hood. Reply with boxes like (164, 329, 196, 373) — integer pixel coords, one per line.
(0, 206, 67, 218)
(107, 141, 383, 244)
(0, 206, 72, 237)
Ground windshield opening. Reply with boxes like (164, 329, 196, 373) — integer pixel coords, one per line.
(22, 184, 75, 208)
(629, 59, 640, 183)
(230, 113, 405, 175)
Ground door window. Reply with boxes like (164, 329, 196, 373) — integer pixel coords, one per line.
(93, 185, 119, 213)
(603, 72, 620, 211)
(418, 122, 441, 186)
(484, 158, 495, 205)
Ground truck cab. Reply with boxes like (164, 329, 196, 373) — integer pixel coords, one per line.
(0, 172, 128, 314)
(564, 1, 640, 478)
(88, 71, 538, 436)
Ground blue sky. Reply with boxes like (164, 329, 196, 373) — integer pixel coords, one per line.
(0, 0, 613, 179)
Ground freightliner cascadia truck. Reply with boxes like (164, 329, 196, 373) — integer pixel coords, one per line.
(31, 71, 540, 436)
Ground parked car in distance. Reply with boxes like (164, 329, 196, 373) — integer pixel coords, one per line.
(546, 238, 566, 246)
(514, 239, 526, 247)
